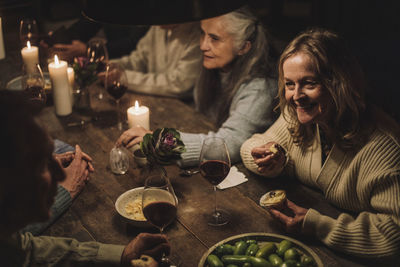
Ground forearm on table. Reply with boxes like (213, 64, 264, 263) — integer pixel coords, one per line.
(19, 232, 124, 266)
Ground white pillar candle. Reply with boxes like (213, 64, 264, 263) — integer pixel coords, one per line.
(127, 100, 150, 129)
(0, 17, 5, 60)
(67, 67, 75, 104)
(21, 41, 39, 74)
(48, 55, 72, 116)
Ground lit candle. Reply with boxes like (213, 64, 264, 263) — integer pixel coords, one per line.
(21, 41, 39, 74)
(127, 100, 150, 129)
(0, 17, 5, 60)
(67, 67, 75, 105)
(48, 55, 72, 116)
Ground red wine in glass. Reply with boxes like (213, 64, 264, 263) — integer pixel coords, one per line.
(107, 82, 127, 100)
(199, 160, 230, 185)
(25, 85, 46, 110)
(199, 137, 231, 226)
(143, 201, 177, 230)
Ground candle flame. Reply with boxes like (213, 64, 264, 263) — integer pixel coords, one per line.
(27, 41, 31, 49)
(135, 100, 139, 110)
(54, 55, 59, 65)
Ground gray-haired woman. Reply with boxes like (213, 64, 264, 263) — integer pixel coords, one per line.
(117, 6, 278, 167)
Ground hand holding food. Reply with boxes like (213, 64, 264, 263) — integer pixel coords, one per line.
(251, 142, 286, 174)
(121, 233, 170, 267)
(268, 199, 308, 233)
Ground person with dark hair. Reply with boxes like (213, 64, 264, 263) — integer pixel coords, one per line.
(241, 28, 400, 258)
(0, 91, 170, 266)
(117, 6, 277, 167)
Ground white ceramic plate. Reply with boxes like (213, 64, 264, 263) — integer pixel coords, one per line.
(115, 187, 151, 228)
(198, 232, 323, 267)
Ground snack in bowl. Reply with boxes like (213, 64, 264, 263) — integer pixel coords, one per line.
(125, 197, 146, 221)
(198, 233, 322, 267)
(259, 189, 287, 210)
(115, 187, 150, 227)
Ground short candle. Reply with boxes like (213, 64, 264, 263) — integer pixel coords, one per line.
(21, 41, 39, 74)
(127, 100, 150, 130)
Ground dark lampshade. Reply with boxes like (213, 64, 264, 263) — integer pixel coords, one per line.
(82, 0, 247, 25)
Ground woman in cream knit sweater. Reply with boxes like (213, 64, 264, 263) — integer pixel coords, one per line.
(240, 28, 400, 259)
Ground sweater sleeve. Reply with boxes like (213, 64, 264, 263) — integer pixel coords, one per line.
(111, 26, 201, 98)
(178, 78, 277, 167)
(303, 172, 400, 257)
(21, 185, 72, 235)
(110, 27, 153, 73)
(18, 232, 124, 266)
(240, 113, 291, 177)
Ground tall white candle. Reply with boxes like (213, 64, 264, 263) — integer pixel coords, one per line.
(0, 17, 5, 60)
(21, 41, 39, 74)
(127, 100, 150, 129)
(67, 67, 75, 104)
(48, 55, 72, 116)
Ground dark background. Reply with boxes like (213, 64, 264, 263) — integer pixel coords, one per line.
(1, 0, 399, 122)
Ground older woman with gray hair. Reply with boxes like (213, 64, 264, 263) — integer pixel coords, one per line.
(117, 6, 277, 167)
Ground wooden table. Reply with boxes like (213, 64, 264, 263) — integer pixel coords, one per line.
(26, 83, 381, 267)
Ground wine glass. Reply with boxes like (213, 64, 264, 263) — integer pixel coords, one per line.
(19, 18, 39, 47)
(105, 64, 128, 130)
(142, 174, 177, 266)
(21, 64, 46, 110)
(87, 39, 109, 99)
(199, 137, 231, 226)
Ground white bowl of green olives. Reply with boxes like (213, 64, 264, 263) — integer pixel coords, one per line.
(198, 233, 323, 267)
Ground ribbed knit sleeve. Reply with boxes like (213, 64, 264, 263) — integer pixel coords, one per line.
(178, 78, 277, 167)
(303, 130, 400, 258)
(240, 114, 291, 177)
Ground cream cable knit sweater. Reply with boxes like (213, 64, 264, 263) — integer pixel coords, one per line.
(240, 114, 400, 258)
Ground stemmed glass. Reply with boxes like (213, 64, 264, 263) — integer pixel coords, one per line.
(105, 64, 127, 130)
(87, 39, 109, 99)
(142, 174, 177, 266)
(199, 137, 231, 226)
(21, 63, 46, 110)
(19, 18, 39, 47)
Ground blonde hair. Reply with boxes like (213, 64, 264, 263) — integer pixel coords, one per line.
(278, 28, 371, 149)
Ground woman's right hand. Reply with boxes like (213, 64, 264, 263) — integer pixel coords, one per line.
(251, 142, 286, 174)
(116, 126, 152, 149)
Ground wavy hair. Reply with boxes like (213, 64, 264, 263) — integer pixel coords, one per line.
(196, 6, 273, 127)
(277, 28, 371, 149)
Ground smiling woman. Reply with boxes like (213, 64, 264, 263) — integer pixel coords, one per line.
(116, 5, 278, 168)
(240, 28, 400, 259)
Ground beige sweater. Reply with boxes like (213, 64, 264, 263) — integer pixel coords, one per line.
(240, 114, 400, 258)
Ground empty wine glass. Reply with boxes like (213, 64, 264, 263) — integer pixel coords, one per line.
(142, 174, 177, 266)
(21, 63, 46, 110)
(199, 137, 231, 226)
(105, 64, 128, 130)
(87, 39, 108, 99)
(109, 146, 129, 174)
(19, 18, 39, 47)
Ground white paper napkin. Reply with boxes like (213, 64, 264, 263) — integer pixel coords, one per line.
(217, 166, 248, 190)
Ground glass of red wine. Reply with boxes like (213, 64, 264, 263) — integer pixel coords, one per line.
(21, 63, 46, 110)
(199, 137, 231, 226)
(87, 39, 108, 99)
(105, 64, 127, 130)
(142, 174, 177, 266)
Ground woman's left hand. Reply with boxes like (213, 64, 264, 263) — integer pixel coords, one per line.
(116, 126, 152, 148)
(268, 199, 308, 233)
